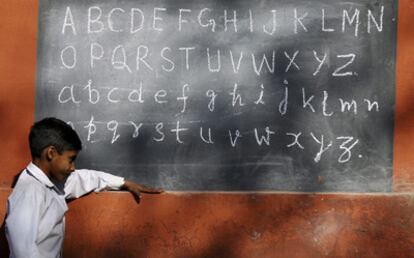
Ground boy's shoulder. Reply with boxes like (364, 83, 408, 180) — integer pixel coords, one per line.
(9, 170, 48, 201)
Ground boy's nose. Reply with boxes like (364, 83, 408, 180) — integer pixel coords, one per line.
(69, 164, 75, 172)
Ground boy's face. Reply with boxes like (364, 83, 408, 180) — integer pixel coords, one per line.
(49, 149, 78, 182)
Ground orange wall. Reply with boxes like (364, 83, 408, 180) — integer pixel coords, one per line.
(0, 1, 413, 257)
(394, 0, 414, 191)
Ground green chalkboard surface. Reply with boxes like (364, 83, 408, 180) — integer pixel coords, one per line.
(36, 0, 398, 191)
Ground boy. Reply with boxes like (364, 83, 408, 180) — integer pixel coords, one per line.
(5, 117, 163, 258)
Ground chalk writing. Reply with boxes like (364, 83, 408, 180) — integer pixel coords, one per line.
(36, 0, 397, 191)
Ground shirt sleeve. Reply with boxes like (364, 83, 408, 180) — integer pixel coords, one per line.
(5, 186, 43, 258)
(64, 169, 125, 199)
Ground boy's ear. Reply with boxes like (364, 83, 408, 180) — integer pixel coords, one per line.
(45, 146, 57, 161)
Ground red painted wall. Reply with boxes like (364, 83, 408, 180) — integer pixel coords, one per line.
(0, 1, 413, 257)
(394, 0, 414, 192)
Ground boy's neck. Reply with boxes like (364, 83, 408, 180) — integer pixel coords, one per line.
(32, 158, 51, 178)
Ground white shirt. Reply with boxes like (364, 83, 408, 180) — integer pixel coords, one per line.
(5, 162, 125, 258)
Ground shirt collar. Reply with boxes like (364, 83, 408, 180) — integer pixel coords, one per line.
(26, 162, 55, 188)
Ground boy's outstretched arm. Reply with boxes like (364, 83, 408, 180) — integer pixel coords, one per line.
(121, 180, 164, 203)
(64, 169, 163, 200)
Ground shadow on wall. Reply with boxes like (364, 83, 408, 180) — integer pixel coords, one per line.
(65, 194, 322, 258)
(62, 193, 414, 258)
(0, 220, 9, 257)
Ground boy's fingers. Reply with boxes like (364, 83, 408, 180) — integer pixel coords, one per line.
(141, 188, 164, 194)
(123, 181, 164, 194)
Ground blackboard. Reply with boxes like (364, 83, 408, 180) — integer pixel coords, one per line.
(36, 0, 398, 191)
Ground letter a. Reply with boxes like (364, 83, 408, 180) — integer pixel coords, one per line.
(62, 6, 77, 35)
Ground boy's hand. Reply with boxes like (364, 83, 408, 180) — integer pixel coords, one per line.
(122, 180, 164, 203)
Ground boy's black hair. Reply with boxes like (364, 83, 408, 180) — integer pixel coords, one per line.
(29, 117, 82, 158)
